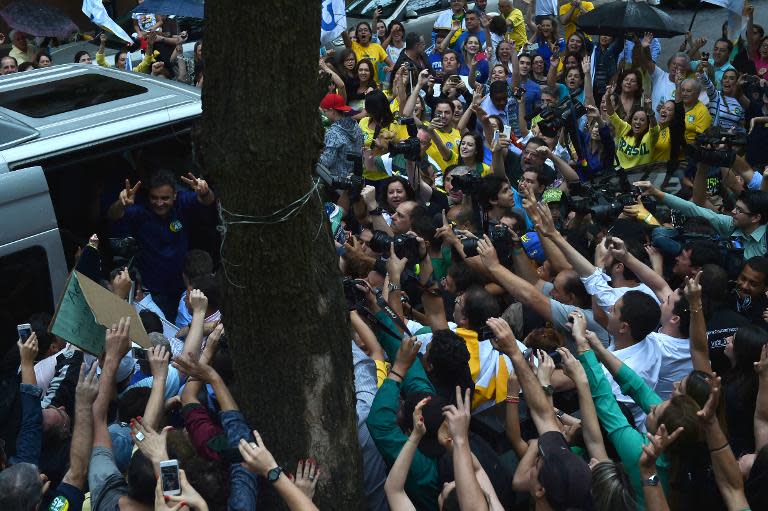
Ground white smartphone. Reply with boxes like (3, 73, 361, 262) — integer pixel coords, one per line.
(502, 125, 512, 138)
(492, 129, 500, 146)
(17, 323, 32, 341)
(160, 459, 181, 496)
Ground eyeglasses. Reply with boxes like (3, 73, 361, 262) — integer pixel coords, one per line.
(734, 205, 753, 215)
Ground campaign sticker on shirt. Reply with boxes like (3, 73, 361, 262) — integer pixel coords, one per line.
(687, 115, 695, 123)
(48, 496, 70, 511)
(169, 220, 183, 233)
(446, 142, 453, 150)
(759, 68, 767, 76)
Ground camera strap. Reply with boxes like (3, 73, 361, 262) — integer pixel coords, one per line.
(375, 295, 414, 337)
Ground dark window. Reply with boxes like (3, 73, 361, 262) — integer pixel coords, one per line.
(348, 0, 400, 19)
(409, 0, 444, 15)
(0, 75, 147, 118)
(0, 246, 53, 356)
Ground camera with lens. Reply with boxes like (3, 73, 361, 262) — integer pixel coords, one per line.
(369, 230, 421, 264)
(538, 94, 587, 138)
(451, 172, 483, 194)
(388, 118, 421, 161)
(330, 174, 365, 195)
(343, 277, 368, 311)
(460, 223, 514, 262)
(684, 127, 747, 167)
(567, 181, 653, 224)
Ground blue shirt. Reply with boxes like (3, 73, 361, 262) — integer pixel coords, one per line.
(121, 191, 212, 297)
(452, 30, 487, 52)
(458, 58, 489, 84)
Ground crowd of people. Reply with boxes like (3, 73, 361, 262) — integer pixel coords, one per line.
(3, 0, 768, 510)
(0, 8, 203, 85)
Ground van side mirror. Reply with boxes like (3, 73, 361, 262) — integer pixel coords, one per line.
(404, 9, 418, 20)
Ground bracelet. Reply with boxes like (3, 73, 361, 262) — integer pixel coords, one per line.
(709, 442, 730, 453)
(690, 307, 702, 313)
(642, 212, 654, 223)
(505, 396, 520, 404)
(389, 369, 405, 380)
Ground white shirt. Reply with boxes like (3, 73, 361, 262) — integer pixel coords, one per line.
(535, 0, 559, 17)
(434, 10, 465, 30)
(606, 337, 662, 429)
(581, 268, 660, 312)
(651, 65, 709, 121)
(649, 331, 692, 400)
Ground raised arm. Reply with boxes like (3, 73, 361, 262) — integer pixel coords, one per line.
(93, 317, 132, 449)
(522, 189, 573, 274)
(608, 237, 672, 300)
(698, 378, 750, 511)
(505, 372, 529, 458)
(487, 318, 560, 434)
(142, 345, 170, 430)
(107, 178, 141, 221)
(63, 363, 99, 491)
(403, 69, 430, 118)
(582, 55, 596, 108)
(683, 272, 712, 374)
(183, 289, 208, 359)
(558, 345, 609, 461)
(546, 52, 559, 88)
(755, 345, 768, 453)
(535, 201, 597, 277)
(383, 397, 430, 511)
(570, 313, 622, 377)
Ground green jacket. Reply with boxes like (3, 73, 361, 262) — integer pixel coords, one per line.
(366, 311, 439, 511)
(578, 350, 670, 510)
(662, 192, 767, 259)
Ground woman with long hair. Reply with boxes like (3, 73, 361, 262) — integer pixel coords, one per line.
(360, 89, 396, 152)
(723, 325, 768, 456)
(751, 36, 768, 79)
(459, 34, 489, 85)
(557, 32, 588, 74)
(606, 86, 659, 169)
(457, 133, 490, 176)
(33, 51, 51, 68)
(697, 66, 747, 130)
(576, 105, 616, 179)
(613, 69, 644, 122)
(377, 176, 416, 222)
(382, 21, 406, 64)
(529, 16, 565, 73)
(530, 54, 549, 85)
(488, 40, 515, 77)
(652, 100, 686, 183)
(73, 51, 92, 64)
(335, 48, 358, 92)
(347, 59, 378, 110)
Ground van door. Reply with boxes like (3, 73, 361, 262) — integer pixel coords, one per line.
(0, 166, 67, 354)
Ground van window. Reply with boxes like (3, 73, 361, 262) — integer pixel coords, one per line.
(0, 246, 53, 355)
(0, 75, 147, 118)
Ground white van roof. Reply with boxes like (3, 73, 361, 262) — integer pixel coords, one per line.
(0, 64, 201, 172)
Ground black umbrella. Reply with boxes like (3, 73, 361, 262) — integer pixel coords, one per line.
(576, 0, 686, 38)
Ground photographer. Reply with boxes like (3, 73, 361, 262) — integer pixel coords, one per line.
(319, 93, 365, 181)
(636, 179, 768, 258)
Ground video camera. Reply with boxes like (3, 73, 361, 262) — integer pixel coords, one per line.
(315, 152, 365, 198)
(684, 127, 747, 167)
(567, 176, 654, 225)
(451, 172, 483, 194)
(388, 118, 421, 161)
(368, 230, 421, 265)
(538, 93, 587, 138)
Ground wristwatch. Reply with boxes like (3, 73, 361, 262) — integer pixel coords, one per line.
(542, 384, 555, 396)
(641, 474, 659, 487)
(267, 466, 283, 483)
(388, 282, 401, 292)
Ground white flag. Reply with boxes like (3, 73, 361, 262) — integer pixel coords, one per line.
(82, 0, 133, 44)
(320, 0, 346, 45)
(703, 0, 747, 43)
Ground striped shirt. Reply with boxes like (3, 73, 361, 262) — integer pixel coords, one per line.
(701, 72, 745, 130)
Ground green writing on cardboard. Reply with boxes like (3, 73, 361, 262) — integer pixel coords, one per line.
(50, 272, 106, 355)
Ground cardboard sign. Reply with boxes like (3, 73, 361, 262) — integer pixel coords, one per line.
(50, 271, 150, 355)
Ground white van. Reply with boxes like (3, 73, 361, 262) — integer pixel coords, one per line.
(0, 64, 201, 352)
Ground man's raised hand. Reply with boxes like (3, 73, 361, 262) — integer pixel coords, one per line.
(180, 172, 211, 198)
(120, 179, 141, 207)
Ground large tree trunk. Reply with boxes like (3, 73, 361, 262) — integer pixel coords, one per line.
(201, 1, 364, 508)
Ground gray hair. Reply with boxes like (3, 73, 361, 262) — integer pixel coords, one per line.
(148, 332, 172, 354)
(591, 461, 637, 511)
(0, 463, 43, 511)
(669, 51, 691, 70)
(681, 78, 703, 95)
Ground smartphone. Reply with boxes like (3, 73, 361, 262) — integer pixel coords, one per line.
(527, 43, 539, 52)
(701, 51, 710, 61)
(160, 459, 181, 496)
(548, 350, 563, 367)
(502, 124, 512, 138)
(492, 129, 500, 147)
(132, 347, 147, 360)
(17, 323, 32, 342)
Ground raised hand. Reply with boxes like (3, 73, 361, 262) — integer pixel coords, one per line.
(104, 317, 132, 360)
(387, 243, 408, 280)
(486, 317, 519, 355)
(292, 458, 320, 500)
(394, 337, 422, 374)
(607, 236, 628, 262)
(239, 430, 279, 477)
(412, 396, 430, 437)
(683, 271, 702, 302)
(581, 55, 591, 74)
(533, 349, 555, 386)
(189, 289, 208, 315)
(147, 344, 170, 379)
(443, 386, 472, 440)
(111, 267, 132, 299)
(477, 235, 500, 268)
(130, 416, 170, 464)
(696, 374, 720, 425)
(180, 172, 211, 198)
(159, 469, 207, 511)
(534, 201, 558, 238)
(18, 332, 38, 366)
(639, 423, 684, 470)
(172, 353, 215, 382)
(557, 347, 586, 384)
(75, 361, 100, 406)
(641, 32, 654, 48)
(120, 179, 141, 207)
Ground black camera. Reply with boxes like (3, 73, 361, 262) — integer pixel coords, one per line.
(330, 174, 365, 194)
(451, 172, 483, 194)
(538, 94, 587, 138)
(567, 181, 653, 224)
(388, 118, 421, 161)
(461, 223, 514, 262)
(343, 277, 368, 311)
(684, 127, 747, 167)
(369, 231, 421, 264)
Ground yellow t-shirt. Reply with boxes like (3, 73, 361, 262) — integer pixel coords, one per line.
(426, 127, 461, 171)
(351, 41, 389, 84)
(503, 9, 528, 49)
(652, 126, 671, 162)
(610, 112, 660, 169)
(558, 2, 594, 41)
(683, 101, 712, 145)
(374, 360, 391, 388)
(359, 117, 404, 180)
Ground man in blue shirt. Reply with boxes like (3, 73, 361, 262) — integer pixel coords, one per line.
(107, 171, 216, 318)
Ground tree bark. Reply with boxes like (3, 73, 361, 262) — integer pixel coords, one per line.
(201, 1, 364, 509)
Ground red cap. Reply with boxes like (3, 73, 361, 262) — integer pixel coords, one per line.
(320, 93, 352, 112)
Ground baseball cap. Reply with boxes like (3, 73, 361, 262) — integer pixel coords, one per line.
(97, 350, 136, 384)
(320, 93, 352, 112)
(521, 231, 546, 263)
(537, 431, 593, 510)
